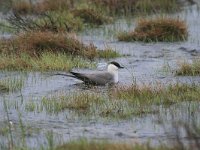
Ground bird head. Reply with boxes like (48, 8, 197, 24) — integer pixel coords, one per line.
(107, 61, 124, 73)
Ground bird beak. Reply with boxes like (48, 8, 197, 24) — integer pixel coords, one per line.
(119, 66, 124, 69)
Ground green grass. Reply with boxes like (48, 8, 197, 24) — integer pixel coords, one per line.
(0, 21, 15, 33)
(0, 125, 9, 136)
(118, 17, 188, 42)
(0, 52, 95, 71)
(25, 91, 138, 118)
(10, 0, 181, 17)
(25, 83, 200, 119)
(56, 138, 179, 150)
(0, 120, 41, 149)
(98, 48, 121, 59)
(33, 0, 73, 13)
(90, 0, 180, 16)
(176, 59, 200, 76)
(10, 0, 73, 15)
(39, 92, 104, 114)
(112, 83, 200, 105)
(0, 31, 120, 61)
(135, 0, 179, 15)
(35, 11, 83, 32)
(0, 30, 121, 71)
(0, 31, 98, 59)
(0, 76, 25, 93)
(72, 8, 112, 26)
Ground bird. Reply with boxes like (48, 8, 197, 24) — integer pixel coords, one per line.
(54, 61, 124, 85)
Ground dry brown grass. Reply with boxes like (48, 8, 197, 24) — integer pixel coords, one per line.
(7, 11, 83, 33)
(0, 31, 98, 59)
(34, 0, 74, 13)
(57, 141, 134, 150)
(0, 52, 94, 71)
(111, 83, 200, 105)
(118, 18, 188, 42)
(176, 59, 200, 76)
(135, 0, 179, 14)
(90, 0, 137, 15)
(35, 11, 83, 32)
(56, 139, 178, 150)
(72, 8, 112, 25)
(11, 0, 74, 15)
(12, 0, 33, 15)
(90, 0, 179, 15)
(41, 92, 103, 114)
(97, 48, 121, 59)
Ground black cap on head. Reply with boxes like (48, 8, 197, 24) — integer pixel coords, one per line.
(109, 61, 124, 69)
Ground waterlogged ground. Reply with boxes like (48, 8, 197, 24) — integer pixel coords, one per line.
(0, 4, 200, 149)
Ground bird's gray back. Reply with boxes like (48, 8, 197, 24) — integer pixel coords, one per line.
(85, 72, 114, 85)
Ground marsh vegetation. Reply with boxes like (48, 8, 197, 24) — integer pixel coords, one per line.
(176, 58, 200, 76)
(118, 18, 188, 42)
(0, 0, 200, 149)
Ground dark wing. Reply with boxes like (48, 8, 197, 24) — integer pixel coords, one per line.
(70, 71, 113, 85)
(70, 71, 91, 83)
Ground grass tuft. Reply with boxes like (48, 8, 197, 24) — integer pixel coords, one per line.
(56, 139, 134, 150)
(111, 83, 200, 105)
(25, 83, 200, 118)
(12, 0, 33, 15)
(40, 92, 104, 114)
(56, 138, 178, 150)
(118, 18, 188, 42)
(176, 59, 200, 76)
(72, 8, 112, 25)
(26, 91, 137, 118)
(98, 48, 121, 59)
(0, 31, 98, 59)
(0, 31, 120, 71)
(135, 0, 179, 14)
(90, 0, 180, 16)
(0, 76, 25, 93)
(34, 0, 74, 14)
(11, 0, 74, 15)
(35, 11, 83, 32)
(0, 52, 94, 71)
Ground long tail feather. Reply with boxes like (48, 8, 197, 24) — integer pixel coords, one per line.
(53, 73, 75, 78)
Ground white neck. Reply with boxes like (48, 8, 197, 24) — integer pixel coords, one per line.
(107, 64, 119, 83)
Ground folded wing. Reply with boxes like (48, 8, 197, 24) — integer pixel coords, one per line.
(70, 71, 113, 85)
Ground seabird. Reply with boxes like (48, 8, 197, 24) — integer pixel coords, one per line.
(55, 61, 124, 85)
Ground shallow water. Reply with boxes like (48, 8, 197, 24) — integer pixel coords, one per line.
(0, 4, 200, 149)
